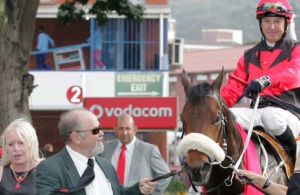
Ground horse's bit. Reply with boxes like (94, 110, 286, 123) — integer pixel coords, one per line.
(180, 94, 268, 194)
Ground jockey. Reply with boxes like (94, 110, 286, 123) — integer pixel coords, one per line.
(221, 0, 300, 164)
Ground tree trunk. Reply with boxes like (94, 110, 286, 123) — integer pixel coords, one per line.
(0, 0, 39, 132)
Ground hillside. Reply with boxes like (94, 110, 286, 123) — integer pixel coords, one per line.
(169, 0, 300, 44)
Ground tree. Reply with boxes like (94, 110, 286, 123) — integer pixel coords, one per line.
(57, 0, 144, 25)
(0, 0, 144, 134)
(0, 0, 39, 132)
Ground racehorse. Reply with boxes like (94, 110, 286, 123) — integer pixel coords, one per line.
(177, 69, 292, 195)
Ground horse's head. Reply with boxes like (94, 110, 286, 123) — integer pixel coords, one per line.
(177, 69, 227, 186)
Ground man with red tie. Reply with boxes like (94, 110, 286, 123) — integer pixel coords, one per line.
(101, 114, 171, 194)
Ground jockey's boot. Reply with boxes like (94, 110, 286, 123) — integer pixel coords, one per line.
(275, 126, 296, 166)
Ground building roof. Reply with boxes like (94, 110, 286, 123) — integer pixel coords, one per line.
(170, 44, 254, 75)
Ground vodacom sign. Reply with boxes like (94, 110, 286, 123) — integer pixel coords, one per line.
(84, 97, 177, 129)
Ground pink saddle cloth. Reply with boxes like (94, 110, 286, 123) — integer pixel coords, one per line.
(201, 122, 263, 195)
(236, 122, 263, 195)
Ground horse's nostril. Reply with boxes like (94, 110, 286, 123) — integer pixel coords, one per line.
(185, 162, 212, 186)
(202, 162, 211, 172)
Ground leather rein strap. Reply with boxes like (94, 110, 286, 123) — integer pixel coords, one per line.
(180, 94, 265, 194)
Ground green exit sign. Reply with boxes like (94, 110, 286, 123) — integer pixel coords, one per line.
(115, 72, 163, 97)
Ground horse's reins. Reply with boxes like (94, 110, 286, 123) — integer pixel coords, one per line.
(180, 94, 230, 194)
(201, 94, 263, 194)
(223, 75, 272, 193)
(178, 94, 230, 194)
(224, 74, 260, 170)
(234, 95, 260, 169)
(228, 73, 289, 191)
(182, 92, 265, 194)
(229, 73, 291, 173)
(150, 164, 186, 182)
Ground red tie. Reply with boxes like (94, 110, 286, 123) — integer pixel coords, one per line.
(117, 145, 126, 184)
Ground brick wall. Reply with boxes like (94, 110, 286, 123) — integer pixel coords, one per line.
(31, 110, 64, 152)
(30, 18, 91, 70)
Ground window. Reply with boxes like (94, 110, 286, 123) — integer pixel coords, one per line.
(169, 76, 178, 96)
(94, 19, 161, 70)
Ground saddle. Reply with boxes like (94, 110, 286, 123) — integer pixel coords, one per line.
(252, 129, 294, 179)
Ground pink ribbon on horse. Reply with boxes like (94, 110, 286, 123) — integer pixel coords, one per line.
(236, 122, 263, 195)
(201, 122, 263, 194)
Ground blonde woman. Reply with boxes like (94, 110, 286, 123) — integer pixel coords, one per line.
(0, 118, 42, 194)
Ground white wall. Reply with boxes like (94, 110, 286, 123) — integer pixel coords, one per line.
(29, 71, 169, 110)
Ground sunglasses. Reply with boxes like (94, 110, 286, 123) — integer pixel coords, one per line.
(76, 126, 102, 135)
(257, 2, 291, 13)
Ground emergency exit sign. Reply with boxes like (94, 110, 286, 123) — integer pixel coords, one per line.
(115, 72, 163, 97)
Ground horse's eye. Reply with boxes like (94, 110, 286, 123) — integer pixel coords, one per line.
(213, 113, 222, 125)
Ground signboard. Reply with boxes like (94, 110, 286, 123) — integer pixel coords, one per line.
(29, 71, 114, 110)
(84, 97, 177, 129)
(53, 48, 85, 70)
(115, 72, 163, 97)
(29, 71, 168, 110)
(66, 86, 83, 104)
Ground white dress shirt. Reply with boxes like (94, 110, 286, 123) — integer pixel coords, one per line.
(66, 145, 113, 195)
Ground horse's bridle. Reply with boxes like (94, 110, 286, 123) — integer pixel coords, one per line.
(206, 94, 228, 157)
(180, 94, 267, 194)
(179, 94, 230, 193)
(180, 94, 228, 156)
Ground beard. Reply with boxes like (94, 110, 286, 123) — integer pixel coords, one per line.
(91, 139, 104, 156)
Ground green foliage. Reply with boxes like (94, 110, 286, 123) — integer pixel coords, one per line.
(57, 1, 86, 24)
(57, 0, 144, 26)
(165, 176, 188, 193)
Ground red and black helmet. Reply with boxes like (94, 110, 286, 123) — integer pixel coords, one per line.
(256, 0, 293, 20)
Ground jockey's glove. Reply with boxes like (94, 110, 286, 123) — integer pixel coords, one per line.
(244, 76, 271, 98)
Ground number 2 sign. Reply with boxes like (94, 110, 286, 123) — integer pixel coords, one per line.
(67, 86, 83, 104)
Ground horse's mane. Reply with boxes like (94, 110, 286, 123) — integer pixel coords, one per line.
(187, 82, 217, 105)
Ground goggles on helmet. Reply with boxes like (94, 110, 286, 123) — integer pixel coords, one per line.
(257, 2, 291, 13)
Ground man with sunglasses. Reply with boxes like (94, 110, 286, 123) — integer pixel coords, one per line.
(221, 0, 300, 166)
(36, 109, 157, 195)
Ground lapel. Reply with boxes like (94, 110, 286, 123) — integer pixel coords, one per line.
(128, 139, 142, 180)
(104, 140, 118, 161)
(61, 147, 81, 187)
(95, 157, 119, 195)
(95, 157, 109, 177)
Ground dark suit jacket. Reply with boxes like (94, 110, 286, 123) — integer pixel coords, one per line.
(287, 173, 300, 195)
(36, 147, 141, 195)
(101, 138, 171, 194)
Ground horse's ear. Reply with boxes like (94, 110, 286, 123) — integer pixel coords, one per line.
(212, 67, 224, 91)
(181, 69, 191, 96)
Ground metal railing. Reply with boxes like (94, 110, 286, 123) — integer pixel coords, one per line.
(30, 18, 168, 71)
